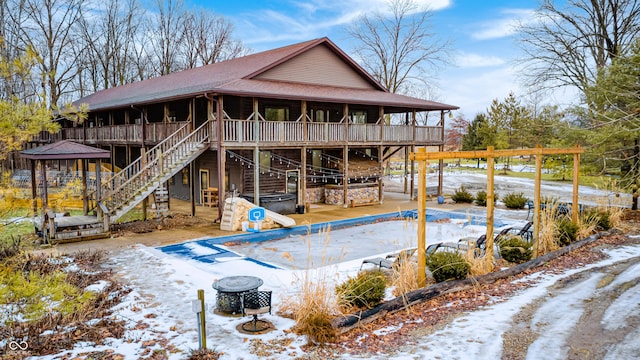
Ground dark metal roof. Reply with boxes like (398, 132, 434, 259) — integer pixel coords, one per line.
(73, 37, 458, 112)
(20, 140, 111, 160)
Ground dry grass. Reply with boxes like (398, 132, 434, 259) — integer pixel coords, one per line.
(535, 202, 561, 257)
(390, 255, 419, 298)
(462, 249, 493, 277)
(577, 211, 599, 239)
(277, 228, 340, 344)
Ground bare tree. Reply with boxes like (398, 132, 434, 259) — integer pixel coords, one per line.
(180, 9, 247, 69)
(149, 0, 185, 76)
(347, 0, 452, 94)
(76, 0, 144, 94)
(9, 0, 84, 108)
(517, 0, 640, 97)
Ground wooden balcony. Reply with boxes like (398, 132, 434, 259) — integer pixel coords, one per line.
(58, 119, 443, 148)
(221, 120, 442, 147)
(61, 122, 186, 145)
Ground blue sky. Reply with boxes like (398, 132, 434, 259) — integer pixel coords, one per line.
(188, 0, 576, 118)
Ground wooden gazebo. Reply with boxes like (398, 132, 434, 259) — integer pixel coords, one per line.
(20, 140, 111, 242)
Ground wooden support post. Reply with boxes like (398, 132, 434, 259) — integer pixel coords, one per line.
(190, 162, 196, 217)
(30, 159, 37, 215)
(378, 145, 383, 204)
(253, 98, 260, 204)
(404, 145, 409, 194)
(82, 159, 88, 215)
(41, 160, 48, 212)
(534, 146, 543, 249)
(410, 145, 415, 200)
(417, 147, 427, 287)
(96, 159, 102, 208)
(217, 95, 226, 221)
(485, 147, 495, 262)
(301, 147, 307, 209)
(572, 146, 580, 223)
(343, 146, 349, 207)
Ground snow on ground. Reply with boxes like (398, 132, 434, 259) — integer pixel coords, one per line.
(29, 172, 640, 359)
(393, 167, 631, 207)
(367, 245, 640, 360)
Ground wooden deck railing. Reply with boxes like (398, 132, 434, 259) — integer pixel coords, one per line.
(62, 122, 188, 144)
(61, 120, 443, 146)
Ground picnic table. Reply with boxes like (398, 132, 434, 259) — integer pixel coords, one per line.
(212, 276, 263, 315)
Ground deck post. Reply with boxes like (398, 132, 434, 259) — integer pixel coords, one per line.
(416, 147, 427, 287)
(30, 159, 37, 215)
(343, 145, 349, 207)
(82, 159, 88, 215)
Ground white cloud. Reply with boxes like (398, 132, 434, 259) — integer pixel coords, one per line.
(471, 8, 535, 40)
(232, 0, 453, 48)
(456, 52, 506, 68)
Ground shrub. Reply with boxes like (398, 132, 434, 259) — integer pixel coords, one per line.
(497, 235, 533, 263)
(502, 192, 528, 209)
(451, 185, 474, 203)
(596, 210, 611, 230)
(425, 252, 470, 283)
(556, 217, 579, 246)
(336, 270, 386, 309)
(295, 310, 337, 344)
(474, 190, 497, 206)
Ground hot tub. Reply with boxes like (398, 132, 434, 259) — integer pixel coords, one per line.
(241, 192, 296, 214)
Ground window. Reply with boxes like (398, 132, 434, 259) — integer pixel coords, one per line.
(259, 151, 271, 171)
(312, 150, 322, 170)
(350, 110, 367, 124)
(265, 106, 289, 121)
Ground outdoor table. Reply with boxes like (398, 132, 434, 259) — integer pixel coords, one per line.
(212, 276, 264, 314)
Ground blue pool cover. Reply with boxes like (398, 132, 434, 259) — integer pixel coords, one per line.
(158, 208, 508, 266)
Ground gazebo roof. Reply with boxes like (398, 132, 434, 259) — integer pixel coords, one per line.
(20, 140, 110, 160)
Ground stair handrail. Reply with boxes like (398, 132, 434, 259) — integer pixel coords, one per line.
(101, 120, 210, 211)
(93, 120, 210, 212)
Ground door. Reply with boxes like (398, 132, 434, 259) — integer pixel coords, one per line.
(286, 170, 300, 204)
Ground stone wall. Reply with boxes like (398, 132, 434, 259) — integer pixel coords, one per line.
(305, 187, 325, 204)
(324, 184, 379, 205)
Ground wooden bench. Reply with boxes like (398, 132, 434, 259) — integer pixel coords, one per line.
(350, 199, 378, 208)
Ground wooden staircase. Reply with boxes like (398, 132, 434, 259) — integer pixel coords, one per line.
(93, 120, 211, 226)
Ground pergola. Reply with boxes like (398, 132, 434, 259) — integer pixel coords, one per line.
(20, 140, 110, 216)
(411, 145, 585, 286)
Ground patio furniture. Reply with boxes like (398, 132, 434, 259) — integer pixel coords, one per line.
(360, 247, 417, 271)
(428, 226, 513, 258)
(212, 275, 264, 315)
(240, 290, 273, 332)
(507, 221, 533, 242)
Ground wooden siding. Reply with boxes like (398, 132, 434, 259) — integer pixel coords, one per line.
(255, 45, 375, 89)
(241, 149, 301, 194)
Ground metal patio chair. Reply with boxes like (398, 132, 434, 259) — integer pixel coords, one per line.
(240, 290, 272, 332)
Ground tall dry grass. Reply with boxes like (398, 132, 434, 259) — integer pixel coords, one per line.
(390, 252, 419, 298)
(577, 210, 599, 239)
(462, 249, 493, 277)
(534, 202, 561, 257)
(278, 228, 340, 344)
